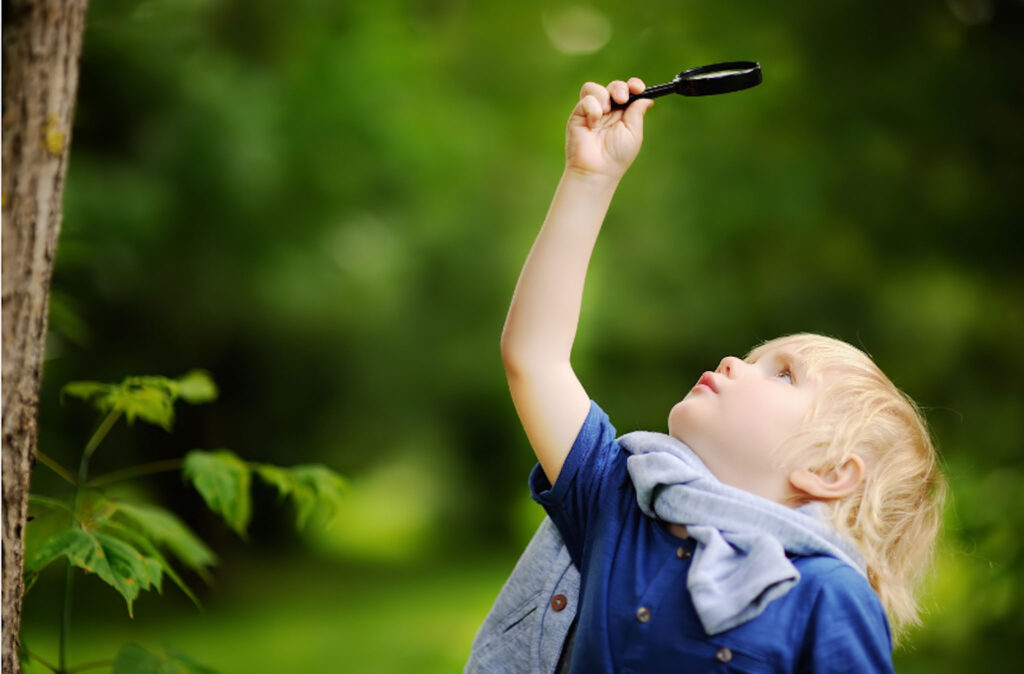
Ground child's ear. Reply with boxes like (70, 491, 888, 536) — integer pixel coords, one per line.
(788, 455, 865, 501)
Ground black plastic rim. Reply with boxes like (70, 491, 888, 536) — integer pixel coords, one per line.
(676, 61, 762, 96)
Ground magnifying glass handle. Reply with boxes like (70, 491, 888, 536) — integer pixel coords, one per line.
(610, 81, 677, 110)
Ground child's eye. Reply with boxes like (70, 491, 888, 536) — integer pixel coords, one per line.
(776, 369, 793, 384)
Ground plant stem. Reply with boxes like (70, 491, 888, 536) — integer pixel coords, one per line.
(71, 407, 123, 510)
(35, 451, 77, 485)
(59, 561, 74, 673)
(60, 408, 121, 674)
(78, 408, 122, 486)
(86, 458, 184, 487)
(29, 494, 77, 518)
(19, 645, 59, 672)
(66, 659, 116, 673)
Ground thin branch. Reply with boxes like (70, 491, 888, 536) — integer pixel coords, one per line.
(35, 451, 77, 485)
(87, 458, 184, 487)
(81, 408, 122, 470)
(59, 562, 73, 673)
(63, 410, 121, 674)
(73, 408, 122, 512)
(28, 495, 77, 521)
(66, 658, 117, 673)
(18, 645, 59, 672)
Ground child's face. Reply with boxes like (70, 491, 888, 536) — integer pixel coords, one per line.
(668, 344, 827, 504)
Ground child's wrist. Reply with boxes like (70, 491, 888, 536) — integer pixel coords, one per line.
(562, 166, 622, 192)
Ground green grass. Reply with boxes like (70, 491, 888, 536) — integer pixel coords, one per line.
(19, 547, 992, 673)
(20, 555, 512, 673)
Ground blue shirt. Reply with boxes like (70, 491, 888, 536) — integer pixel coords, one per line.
(530, 402, 894, 673)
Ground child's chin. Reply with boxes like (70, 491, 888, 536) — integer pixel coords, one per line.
(667, 401, 695, 436)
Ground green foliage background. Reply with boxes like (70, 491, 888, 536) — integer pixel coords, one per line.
(23, 0, 1023, 671)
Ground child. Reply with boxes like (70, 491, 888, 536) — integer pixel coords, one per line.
(467, 78, 945, 673)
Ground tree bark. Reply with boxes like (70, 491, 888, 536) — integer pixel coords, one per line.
(2, 1, 90, 671)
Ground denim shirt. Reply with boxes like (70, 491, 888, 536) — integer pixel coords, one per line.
(465, 517, 578, 674)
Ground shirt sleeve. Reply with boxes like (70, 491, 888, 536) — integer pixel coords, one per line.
(528, 400, 625, 569)
(799, 565, 895, 673)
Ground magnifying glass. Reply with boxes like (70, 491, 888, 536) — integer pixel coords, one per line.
(611, 61, 762, 109)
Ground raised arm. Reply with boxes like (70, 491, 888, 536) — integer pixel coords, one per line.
(501, 78, 653, 484)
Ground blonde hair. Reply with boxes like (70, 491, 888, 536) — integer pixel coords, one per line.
(746, 333, 946, 644)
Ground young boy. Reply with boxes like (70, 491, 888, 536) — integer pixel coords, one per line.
(467, 78, 945, 672)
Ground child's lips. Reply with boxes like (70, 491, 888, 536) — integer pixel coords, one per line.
(693, 371, 718, 393)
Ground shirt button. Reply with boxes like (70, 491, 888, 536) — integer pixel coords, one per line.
(636, 607, 651, 623)
(550, 594, 567, 612)
(716, 647, 733, 663)
(676, 547, 692, 559)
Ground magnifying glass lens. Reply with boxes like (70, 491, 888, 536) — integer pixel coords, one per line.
(686, 68, 754, 80)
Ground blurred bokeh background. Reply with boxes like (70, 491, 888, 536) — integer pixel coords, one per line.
(20, 0, 1024, 671)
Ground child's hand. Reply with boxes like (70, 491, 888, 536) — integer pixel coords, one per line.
(565, 78, 653, 181)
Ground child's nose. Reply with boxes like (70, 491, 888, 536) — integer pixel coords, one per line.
(716, 356, 745, 378)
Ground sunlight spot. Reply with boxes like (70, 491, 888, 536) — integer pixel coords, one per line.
(542, 5, 612, 55)
(327, 212, 403, 283)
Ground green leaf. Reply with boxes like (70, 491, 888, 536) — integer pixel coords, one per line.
(63, 376, 177, 429)
(25, 529, 162, 617)
(113, 643, 218, 674)
(101, 521, 204, 609)
(289, 464, 347, 526)
(25, 529, 85, 576)
(253, 463, 293, 497)
(183, 451, 252, 537)
(106, 377, 177, 429)
(61, 380, 111, 403)
(253, 463, 346, 528)
(96, 531, 163, 603)
(175, 370, 218, 404)
(113, 501, 217, 572)
(62, 371, 216, 431)
(139, 556, 164, 594)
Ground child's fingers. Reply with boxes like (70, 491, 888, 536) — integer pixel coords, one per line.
(574, 94, 605, 128)
(627, 77, 646, 94)
(622, 97, 654, 132)
(579, 81, 610, 112)
(574, 78, 647, 129)
(606, 80, 630, 107)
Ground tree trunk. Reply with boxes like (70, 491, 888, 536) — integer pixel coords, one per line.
(2, 1, 90, 671)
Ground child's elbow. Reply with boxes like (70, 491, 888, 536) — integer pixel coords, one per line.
(500, 332, 524, 377)
(500, 328, 539, 381)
